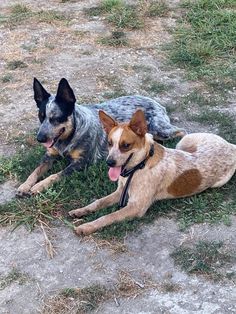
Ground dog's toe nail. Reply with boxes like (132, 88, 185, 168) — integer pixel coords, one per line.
(74, 228, 83, 236)
(16, 191, 30, 198)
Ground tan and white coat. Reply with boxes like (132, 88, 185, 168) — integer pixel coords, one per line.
(69, 110, 236, 236)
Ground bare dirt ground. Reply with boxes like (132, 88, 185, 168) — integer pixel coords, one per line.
(0, 0, 235, 313)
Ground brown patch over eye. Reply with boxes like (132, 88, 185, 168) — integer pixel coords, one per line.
(119, 142, 132, 152)
(119, 124, 145, 152)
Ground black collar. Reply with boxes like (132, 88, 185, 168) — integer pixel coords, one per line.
(119, 144, 154, 208)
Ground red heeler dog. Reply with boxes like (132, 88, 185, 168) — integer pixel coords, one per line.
(69, 110, 236, 236)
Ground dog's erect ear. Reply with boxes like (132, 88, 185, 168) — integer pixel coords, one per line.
(99, 110, 118, 134)
(129, 109, 147, 137)
(33, 78, 51, 108)
(55, 78, 76, 116)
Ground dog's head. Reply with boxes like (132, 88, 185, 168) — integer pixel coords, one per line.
(33, 78, 76, 148)
(99, 109, 148, 181)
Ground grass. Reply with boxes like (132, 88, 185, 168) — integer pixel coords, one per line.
(172, 89, 236, 143)
(42, 284, 109, 314)
(6, 60, 28, 70)
(43, 271, 156, 313)
(107, 4, 144, 29)
(0, 268, 29, 290)
(85, 0, 170, 31)
(99, 31, 128, 47)
(85, 0, 144, 29)
(1, 74, 13, 83)
(145, 0, 169, 17)
(0, 137, 235, 239)
(180, 91, 221, 109)
(160, 281, 181, 293)
(171, 241, 236, 280)
(131, 64, 153, 73)
(98, 74, 127, 100)
(141, 76, 173, 94)
(168, 0, 236, 90)
(36, 10, 68, 24)
(84, 0, 122, 17)
(190, 109, 236, 143)
(10, 4, 31, 15)
(102, 0, 123, 12)
(0, 4, 68, 28)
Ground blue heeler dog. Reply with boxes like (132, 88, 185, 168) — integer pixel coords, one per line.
(17, 78, 185, 196)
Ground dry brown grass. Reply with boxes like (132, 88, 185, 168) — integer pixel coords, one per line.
(42, 285, 110, 314)
(115, 270, 157, 298)
(42, 270, 158, 313)
(84, 236, 128, 255)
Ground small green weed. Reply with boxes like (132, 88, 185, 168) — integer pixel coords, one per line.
(1, 74, 13, 83)
(108, 4, 144, 29)
(160, 281, 181, 293)
(131, 64, 153, 73)
(2, 4, 32, 26)
(141, 77, 173, 94)
(84, 0, 122, 16)
(10, 4, 31, 15)
(60, 287, 79, 298)
(99, 31, 128, 47)
(1, 5, 68, 28)
(98, 74, 127, 100)
(171, 241, 236, 280)
(0, 268, 29, 290)
(102, 0, 123, 12)
(85, 0, 144, 29)
(6, 60, 28, 70)
(36, 10, 68, 23)
(42, 284, 109, 314)
(146, 0, 169, 17)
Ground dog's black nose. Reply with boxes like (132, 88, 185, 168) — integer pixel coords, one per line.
(37, 133, 47, 143)
(106, 158, 116, 167)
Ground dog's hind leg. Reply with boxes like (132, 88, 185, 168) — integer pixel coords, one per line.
(69, 189, 122, 218)
(212, 168, 236, 188)
(16, 154, 56, 197)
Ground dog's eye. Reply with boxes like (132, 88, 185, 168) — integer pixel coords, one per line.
(49, 117, 58, 124)
(108, 140, 113, 146)
(122, 143, 130, 149)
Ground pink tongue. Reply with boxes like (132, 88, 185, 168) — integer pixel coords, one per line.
(42, 140, 54, 148)
(108, 166, 122, 181)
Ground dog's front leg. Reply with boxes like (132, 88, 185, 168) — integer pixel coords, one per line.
(29, 158, 86, 195)
(69, 188, 122, 218)
(74, 202, 147, 236)
(17, 154, 55, 197)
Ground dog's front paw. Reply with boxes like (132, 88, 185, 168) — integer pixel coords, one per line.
(16, 183, 32, 197)
(30, 174, 59, 195)
(30, 180, 49, 195)
(74, 223, 96, 236)
(69, 208, 87, 218)
(30, 182, 44, 195)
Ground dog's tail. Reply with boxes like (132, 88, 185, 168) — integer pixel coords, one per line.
(150, 123, 186, 141)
